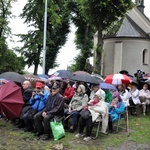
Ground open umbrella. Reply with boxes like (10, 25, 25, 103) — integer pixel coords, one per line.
(91, 74, 104, 83)
(100, 83, 117, 90)
(0, 81, 24, 120)
(38, 74, 49, 79)
(70, 74, 99, 84)
(0, 72, 25, 84)
(73, 71, 90, 75)
(0, 78, 9, 85)
(50, 70, 73, 79)
(104, 73, 132, 85)
(23, 74, 41, 81)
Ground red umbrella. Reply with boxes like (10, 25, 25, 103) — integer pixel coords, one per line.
(104, 73, 132, 85)
(0, 81, 24, 120)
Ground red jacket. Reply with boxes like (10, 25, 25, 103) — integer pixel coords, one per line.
(63, 87, 74, 99)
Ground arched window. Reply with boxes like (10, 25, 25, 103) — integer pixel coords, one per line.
(142, 49, 149, 65)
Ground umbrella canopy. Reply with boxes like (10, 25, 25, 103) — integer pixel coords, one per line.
(23, 74, 41, 81)
(0, 81, 24, 120)
(100, 83, 117, 90)
(70, 74, 99, 84)
(38, 74, 49, 79)
(91, 74, 104, 83)
(49, 76, 62, 81)
(23, 74, 48, 82)
(73, 71, 90, 75)
(0, 72, 25, 84)
(104, 73, 132, 85)
(0, 78, 9, 85)
(50, 70, 73, 79)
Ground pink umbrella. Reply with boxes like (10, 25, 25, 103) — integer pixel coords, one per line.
(104, 73, 132, 85)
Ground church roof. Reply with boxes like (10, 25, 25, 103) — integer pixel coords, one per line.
(104, 14, 149, 39)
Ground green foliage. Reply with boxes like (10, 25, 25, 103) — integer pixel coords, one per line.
(0, 0, 24, 73)
(77, 0, 134, 73)
(0, 0, 15, 38)
(67, 1, 95, 71)
(0, 38, 25, 72)
(18, 0, 71, 74)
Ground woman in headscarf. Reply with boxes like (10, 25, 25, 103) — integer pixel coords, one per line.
(64, 84, 89, 133)
(108, 92, 125, 132)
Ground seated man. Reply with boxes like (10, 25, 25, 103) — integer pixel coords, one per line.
(139, 83, 150, 115)
(108, 92, 125, 133)
(34, 82, 64, 140)
(17, 80, 33, 128)
(23, 81, 49, 132)
(128, 82, 141, 115)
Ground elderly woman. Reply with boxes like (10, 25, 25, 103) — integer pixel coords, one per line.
(108, 92, 125, 132)
(75, 90, 108, 141)
(128, 82, 141, 115)
(64, 84, 88, 133)
(139, 83, 150, 115)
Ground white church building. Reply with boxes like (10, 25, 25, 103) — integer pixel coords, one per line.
(94, 0, 150, 76)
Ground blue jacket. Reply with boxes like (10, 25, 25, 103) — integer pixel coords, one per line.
(109, 101, 125, 122)
(29, 91, 49, 111)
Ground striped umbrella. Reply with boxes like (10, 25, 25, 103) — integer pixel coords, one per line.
(104, 73, 132, 85)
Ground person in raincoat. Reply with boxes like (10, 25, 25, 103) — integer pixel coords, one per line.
(64, 84, 88, 133)
(108, 92, 125, 132)
(75, 90, 108, 141)
(23, 82, 49, 132)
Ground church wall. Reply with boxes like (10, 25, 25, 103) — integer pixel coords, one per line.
(102, 38, 150, 76)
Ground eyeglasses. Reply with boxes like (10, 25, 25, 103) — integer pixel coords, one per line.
(52, 88, 57, 90)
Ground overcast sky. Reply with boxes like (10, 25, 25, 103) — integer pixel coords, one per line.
(8, 0, 150, 74)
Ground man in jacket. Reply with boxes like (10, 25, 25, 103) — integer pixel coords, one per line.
(23, 81, 49, 132)
(34, 82, 64, 140)
(17, 80, 33, 128)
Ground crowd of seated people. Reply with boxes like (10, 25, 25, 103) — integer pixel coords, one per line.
(1, 77, 150, 141)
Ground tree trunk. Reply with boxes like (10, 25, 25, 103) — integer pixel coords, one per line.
(93, 25, 103, 74)
(34, 64, 38, 75)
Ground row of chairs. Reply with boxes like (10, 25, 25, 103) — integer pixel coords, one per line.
(92, 108, 129, 139)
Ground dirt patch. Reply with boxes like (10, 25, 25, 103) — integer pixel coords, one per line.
(106, 140, 150, 150)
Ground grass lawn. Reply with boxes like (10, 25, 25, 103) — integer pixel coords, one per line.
(0, 114, 150, 150)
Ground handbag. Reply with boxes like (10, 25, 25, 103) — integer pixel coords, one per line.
(80, 109, 91, 119)
(50, 120, 65, 141)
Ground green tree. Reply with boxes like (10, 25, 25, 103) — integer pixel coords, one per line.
(77, 0, 134, 74)
(0, 0, 24, 73)
(67, 1, 94, 71)
(18, 0, 70, 75)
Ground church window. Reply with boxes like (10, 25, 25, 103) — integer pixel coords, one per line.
(142, 49, 149, 65)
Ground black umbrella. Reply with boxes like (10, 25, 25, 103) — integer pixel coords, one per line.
(70, 74, 99, 84)
(0, 72, 25, 84)
(50, 70, 73, 79)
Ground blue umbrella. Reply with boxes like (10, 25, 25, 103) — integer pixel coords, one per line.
(100, 82, 117, 90)
(38, 74, 49, 79)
